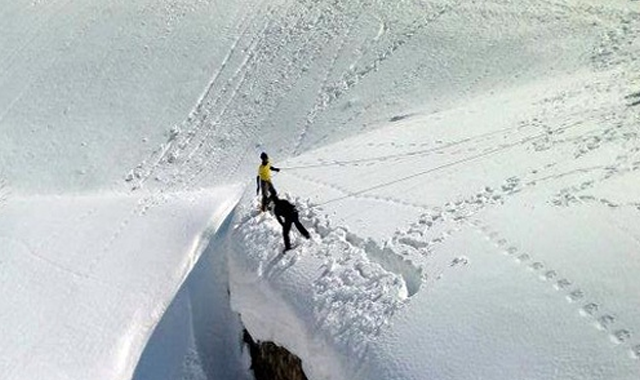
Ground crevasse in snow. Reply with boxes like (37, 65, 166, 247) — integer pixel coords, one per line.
(1, 0, 640, 379)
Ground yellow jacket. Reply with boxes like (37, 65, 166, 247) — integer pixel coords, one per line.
(258, 162, 273, 181)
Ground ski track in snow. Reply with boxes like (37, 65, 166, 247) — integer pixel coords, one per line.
(184, 0, 364, 184)
(124, 0, 474, 195)
(128, 0, 274, 190)
(291, 0, 462, 154)
(0, 178, 11, 213)
(125, 0, 640, 198)
(283, 118, 618, 211)
(336, 0, 464, 132)
(2, 0, 640, 378)
(287, 170, 428, 211)
(291, 9, 356, 156)
(115, 1, 288, 281)
(285, 119, 544, 171)
(128, 0, 301, 189)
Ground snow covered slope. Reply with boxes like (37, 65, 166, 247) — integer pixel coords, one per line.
(129, 0, 639, 194)
(0, 186, 241, 380)
(227, 1, 640, 379)
(1, 0, 639, 379)
(231, 73, 640, 378)
(0, 0, 251, 193)
(7, 0, 633, 195)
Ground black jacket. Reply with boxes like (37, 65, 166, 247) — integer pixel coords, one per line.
(273, 198, 297, 225)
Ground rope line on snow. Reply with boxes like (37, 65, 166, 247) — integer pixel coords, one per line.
(312, 130, 551, 207)
(280, 122, 536, 170)
(294, 118, 589, 208)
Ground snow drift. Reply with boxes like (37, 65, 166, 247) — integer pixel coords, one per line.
(2, 0, 640, 379)
(0, 186, 241, 380)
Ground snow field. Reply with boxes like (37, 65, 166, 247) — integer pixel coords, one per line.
(229, 22, 640, 375)
(2, 0, 640, 379)
(0, 186, 242, 380)
(123, 0, 633, 196)
(0, 0, 256, 193)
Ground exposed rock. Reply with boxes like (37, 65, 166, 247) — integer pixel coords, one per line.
(243, 330, 309, 380)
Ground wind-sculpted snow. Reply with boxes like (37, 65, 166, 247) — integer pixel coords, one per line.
(2, 0, 640, 379)
(0, 187, 242, 380)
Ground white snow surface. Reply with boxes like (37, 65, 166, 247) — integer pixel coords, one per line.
(2, 0, 640, 379)
(0, 187, 242, 380)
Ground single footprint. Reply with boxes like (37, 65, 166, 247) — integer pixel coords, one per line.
(600, 198, 619, 208)
(529, 262, 544, 271)
(596, 314, 616, 331)
(610, 329, 631, 344)
(567, 289, 585, 302)
(450, 257, 469, 267)
(505, 246, 518, 255)
(555, 278, 572, 290)
(580, 180, 594, 189)
(541, 270, 557, 281)
(516, 253, 531, 263)
(580, 302, 599, 317)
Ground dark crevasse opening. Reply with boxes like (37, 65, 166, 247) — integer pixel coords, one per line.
(132, 212, 251, 380)
(132, 209, 310, 380)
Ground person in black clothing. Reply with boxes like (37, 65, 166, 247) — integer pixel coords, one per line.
(270, 194, 310, 251)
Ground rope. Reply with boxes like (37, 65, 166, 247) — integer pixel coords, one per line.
(279, 123, 533, 171)
(313, 130, 549, 207)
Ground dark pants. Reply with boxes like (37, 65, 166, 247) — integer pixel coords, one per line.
(282, 212, 310, 250)
(260, 180, 277, 211)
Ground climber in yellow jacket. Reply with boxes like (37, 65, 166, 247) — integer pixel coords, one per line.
(256, 152, 280, 211)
